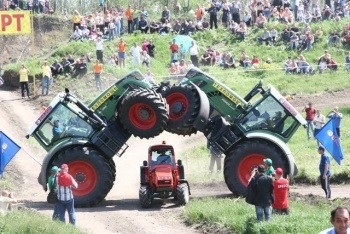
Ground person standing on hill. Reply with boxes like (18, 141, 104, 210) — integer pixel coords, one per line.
(125, 5, 134, 34)
(19, 64, 30, 99)
(93, 60, 103, 91)
(272, 168, 289, 215)
(328, 106, 343, 138)
(95, 37, 104, 64)
(57, 164, 78, 225)
(41, 61, 52, 96)
(313, 109, 325, 146)
(246, 165, 274, 221)
(189, 41, 200, 67)
(318, 146, 331, 200)
(71, 10, 82, 32)
(207, 2, 218, 29)
(118, 38, 127, 68)
(303, 102, 316, 140)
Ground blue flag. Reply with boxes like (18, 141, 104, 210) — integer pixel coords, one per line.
(315, 118, 343, 165)
(0, 131, 21, 173)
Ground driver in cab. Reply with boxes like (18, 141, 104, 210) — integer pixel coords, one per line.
(52, 120, 63, 141)
(269, 111, 284, 133)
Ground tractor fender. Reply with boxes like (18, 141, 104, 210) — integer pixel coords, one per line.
(244, 132, 298, 181)
(38, 139, 91, 191)
(189, 82, 210, 132)
(179, 179, 191, 195)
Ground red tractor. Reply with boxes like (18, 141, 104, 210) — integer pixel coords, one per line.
(139, 141, 190, 208)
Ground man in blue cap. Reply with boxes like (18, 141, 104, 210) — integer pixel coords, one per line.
(318, 145, 331, 199)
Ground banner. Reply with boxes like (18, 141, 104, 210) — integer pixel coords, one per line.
(315, 118, 343, 165)
(0, 131, 21, 173)
(0, 11, 31, 35)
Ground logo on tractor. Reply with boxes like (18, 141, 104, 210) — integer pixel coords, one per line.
(36, 106, 52, 125)
(212, 83, 241, 105)
(91, 86, 118, 110)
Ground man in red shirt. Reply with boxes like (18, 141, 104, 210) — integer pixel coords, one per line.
(303, 102, 316, 140)
(169, 39, 179, 64)
(272, 168, 289, 215)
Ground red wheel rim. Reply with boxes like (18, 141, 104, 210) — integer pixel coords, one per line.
(238, 154, 266, 187)
(166, 93, 188, 120)
(129, 103, 156, 130)
(68, 161, 97, 197)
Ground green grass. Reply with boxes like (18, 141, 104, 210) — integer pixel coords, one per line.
(183, 197, 342, 233)
(0, 209, 82, 234)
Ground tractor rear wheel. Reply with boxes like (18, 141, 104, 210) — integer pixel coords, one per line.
(52, 146, 114, 208)
(224, 140, 287, 196)
(119, 89, 168, 139)
(176, 183, 189, 206)
(162, 84, 201, 135)
(139, 185, 153, 208)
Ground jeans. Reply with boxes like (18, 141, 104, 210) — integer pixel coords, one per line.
(320, 175, 331, 199)
(114, 21, 121, 37)
(255, 205, 271, 221)
(306, 119, 314, 139)
(306, 41, 312, 51)
(57, 199, 76, 225)
(42, 76, 50, 95)
(95, 73, 102, 91)
(108, 28, 114, 40)
(20, 81, 30, 97)
(52, 203, 59, 220)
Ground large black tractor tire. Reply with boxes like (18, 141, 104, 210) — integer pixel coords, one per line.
(52, 146, 115, 208)
(176, 183, 190, 206)
(224, 140, 288, 196)
(139, 185, 153, 208)
(162, 84, 201, 135)
(119, 89, 169, 139)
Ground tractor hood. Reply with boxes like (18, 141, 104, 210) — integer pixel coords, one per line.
(154, 167, 173, 179)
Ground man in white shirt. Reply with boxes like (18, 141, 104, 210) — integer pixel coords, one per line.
(95, 37, 104, 63)
(313, 109, 325, 146)
(319, 206, 350, 234)
(129, 42, 142, 65)
(189, 41, 200, 67)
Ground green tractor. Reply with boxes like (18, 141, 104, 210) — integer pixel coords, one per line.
(26, 70, 209, 207)
(176, 69, 307, 196)
(26, 68, 305, 207)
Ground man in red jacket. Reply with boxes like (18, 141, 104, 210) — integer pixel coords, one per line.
(272, 168, 289, 215)
(303, 102, 316, 140)
(57, 164, 78, 225)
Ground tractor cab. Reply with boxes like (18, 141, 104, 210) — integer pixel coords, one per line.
(26, 93, 97, 151)
(149, 144, 175, 168)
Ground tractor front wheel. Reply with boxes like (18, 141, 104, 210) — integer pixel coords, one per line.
(162, 84, 201, 135)
(119, 89, 168, 139)
(139, 185, 153, 208)
(224, 140, 288, 196)
(52, 146, 115, 208)
(176, 183, 189, 206)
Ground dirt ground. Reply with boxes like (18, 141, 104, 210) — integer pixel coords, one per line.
(1, 87, 350, 233)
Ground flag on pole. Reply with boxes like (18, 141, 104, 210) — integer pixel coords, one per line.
(0, 131, 21, 173)
(315, 118, 343, 165)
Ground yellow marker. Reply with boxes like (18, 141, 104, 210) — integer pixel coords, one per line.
(91, 86, 118, 110)
(212, 83, 241, 105)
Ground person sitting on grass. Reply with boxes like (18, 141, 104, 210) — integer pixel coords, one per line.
(50, 60, 63, 78)
(252, 55, 260, 68)
(328, 29, 340, 44)
(200, 51, 211, 66)
(289, 32, 300, 50)
(328, 58, 338, 71)
(255, 13, 267, 28)
(69, 26, 82, 42)
(258, 28, 271, 46)
(236, 22, 247, 39)
(341, 31, 350, 45)
(223, 53, 236, 69)
(318, 58, 328, 73)
(169, 63, 179, 76)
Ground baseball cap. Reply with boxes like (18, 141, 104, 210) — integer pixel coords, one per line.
(61, 164, 69, 169)
(51, 166, 60, 173)
(275, 168, 283, 175)
(257, 165, 265, 172)
(263, 158, 273, 166)
(318, 146, 325, 151)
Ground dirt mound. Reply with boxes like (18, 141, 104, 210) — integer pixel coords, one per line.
(1, 14, 70, 66)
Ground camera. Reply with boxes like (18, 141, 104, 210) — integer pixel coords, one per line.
(250, 166, 258, 172)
